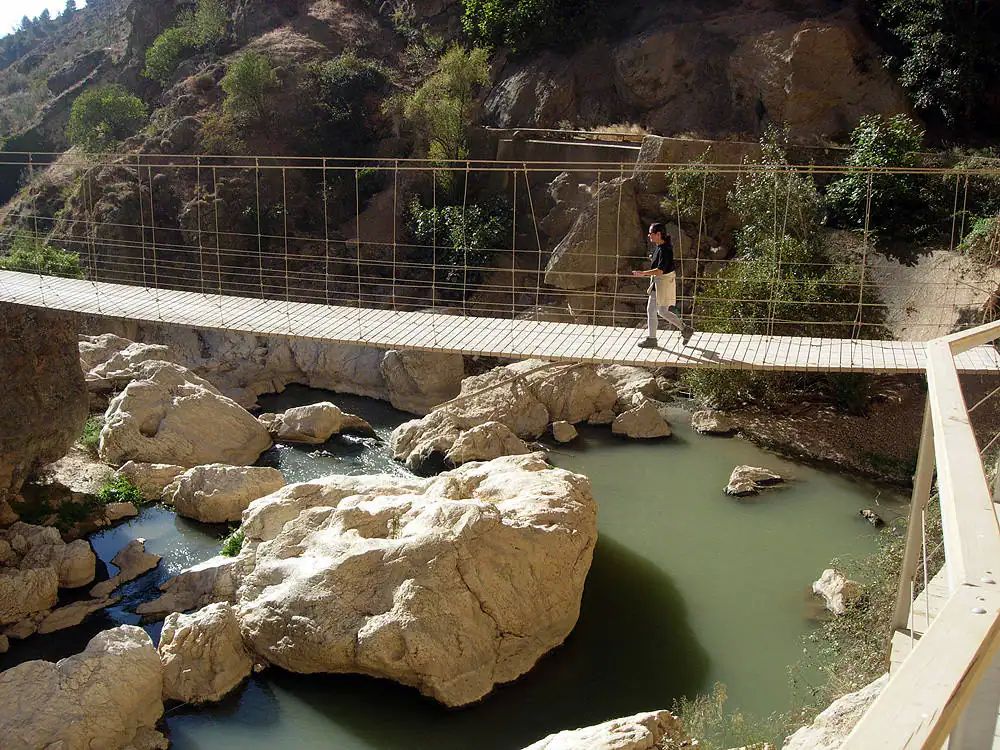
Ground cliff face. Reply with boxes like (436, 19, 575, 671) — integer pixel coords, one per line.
(0, 305, 89, 526)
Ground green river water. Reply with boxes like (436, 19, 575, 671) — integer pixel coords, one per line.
(0, 386, 906, 749)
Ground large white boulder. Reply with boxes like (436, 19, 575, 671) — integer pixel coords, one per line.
(99, 361, 272, 467)
(812, 568, 862, 616)
(381, 349, 465, 415)
(164, 464, 287, 523)
(612, 402, 672, 439)
(783, 673, 888, 750)
(258, 402, 374, 444)
(522, 710, 680, 750)
(0, 625, 165, 750)
(445, 421, 531, 466)
(509, 361, 618, 424)
(159, 602, 254, 704)
(231, 453, 596, 707)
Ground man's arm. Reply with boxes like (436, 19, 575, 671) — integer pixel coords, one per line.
(632, 268, 664, 277)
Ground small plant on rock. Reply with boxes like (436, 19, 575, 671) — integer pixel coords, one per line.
(97, 475, 144, 506)
(80, 416, 102, 455)
(220, 527, 245, 557)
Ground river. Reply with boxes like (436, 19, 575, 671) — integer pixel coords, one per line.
(0, 385, 905, 749)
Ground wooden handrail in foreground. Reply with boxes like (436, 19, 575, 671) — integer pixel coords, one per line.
(845, 320, 1000, 748)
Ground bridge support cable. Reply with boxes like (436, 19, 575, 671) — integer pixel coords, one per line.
(281, 166, 291, 333)
(392, 159, 399, 313)
(196, 157, 204, 296)
(851, 171, 874, 343)
(523, 163, 543, 321)
(211, 165, 223, 326)
(592, 168, 601, 357)
(354, 167, 363, 340)
(322, 159, 330, 307)
(612, 164, 625, 328)
(254, 157, 264, 301)
(691, 168, 708, 331)
(144, 164, 163, 321)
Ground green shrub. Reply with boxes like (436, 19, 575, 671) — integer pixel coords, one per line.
(395, 45, 489, 191)
(221, 52, 279, 124)
(80, 416, 102, 455)
(66, 84, 147, 151)
(959, 216, 1000, 264)
(461, 0, 604, 53)
(863, 0, 1000, 128)
(220, 527, 245, 556)
(825, 114, 926, 246)
(144, 27, 197, 83)
(408, 197, 511, 294)
(684, 130, 881, 410)
(666, 683, 782, 749)
(97, 475, 144, 506)
(199, 109, 242, 154)
(660, 149, 727, 228)
(144, 0, 227, 83)
(0, 234, 84, 278)
(187, 0, 227, 47)
(300, 51, 390, 153)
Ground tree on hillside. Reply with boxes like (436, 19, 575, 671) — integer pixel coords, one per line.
(67, 85, 148, 151)
(221, 51, 279, 125)
(63, 0, 78, 18)
(393, 45, 489, 193)
(37, 9, 52, 25)
(864, 0, 1000, 128)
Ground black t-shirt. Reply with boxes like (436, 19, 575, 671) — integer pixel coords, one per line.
(649, 238, 674, 274)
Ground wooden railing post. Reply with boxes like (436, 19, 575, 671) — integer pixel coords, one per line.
(891, 399, 936, 633)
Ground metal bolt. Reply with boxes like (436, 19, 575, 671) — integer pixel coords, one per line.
(982, 577, 996, 584)
(972, 607, 988, 614)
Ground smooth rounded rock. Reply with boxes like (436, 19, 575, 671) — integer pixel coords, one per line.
(165, 464, 286, 524)
(159, 602, 254, 704)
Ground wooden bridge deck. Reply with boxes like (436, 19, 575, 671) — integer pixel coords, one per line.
(3, 270, 1000, 373)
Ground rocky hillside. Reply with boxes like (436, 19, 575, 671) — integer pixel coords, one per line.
(0, 0, 963, 158)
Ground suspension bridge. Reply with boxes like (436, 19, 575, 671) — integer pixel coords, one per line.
(3, 148, 1000, 748)
(1, 150, 1000, 373)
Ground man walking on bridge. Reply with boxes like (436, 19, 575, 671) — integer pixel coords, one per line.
(634, 223, 693, 348)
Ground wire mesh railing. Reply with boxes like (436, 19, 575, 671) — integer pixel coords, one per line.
(0, 150, 998, 342)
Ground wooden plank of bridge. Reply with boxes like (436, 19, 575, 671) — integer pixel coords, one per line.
(3, 270, 1000, 374)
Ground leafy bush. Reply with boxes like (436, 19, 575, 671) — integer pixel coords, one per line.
(300, 52, 390, 153)
(66, 84, 147, 151)
(461, 0, 604, 53)
(144, 0, 227, 83)
(221, 52, 279, 124)
(0, 234, 84, 278)
(220, 527, 245, 556)
(825, 114, 925, 243)
(80, 416, 102, 455)
(97, 476, 144, 505)
(684, 131, 880, 410)
(666, 683, 782, 749)
(660, 149, 727, 232)
(408, 197, 511, 294)
(959, 216, 1000, 264)
(144, 27, 197, 83)
(394, 45, 489, 191)
(199, 109, 242, 154)
(863, 0, 1000, 128)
